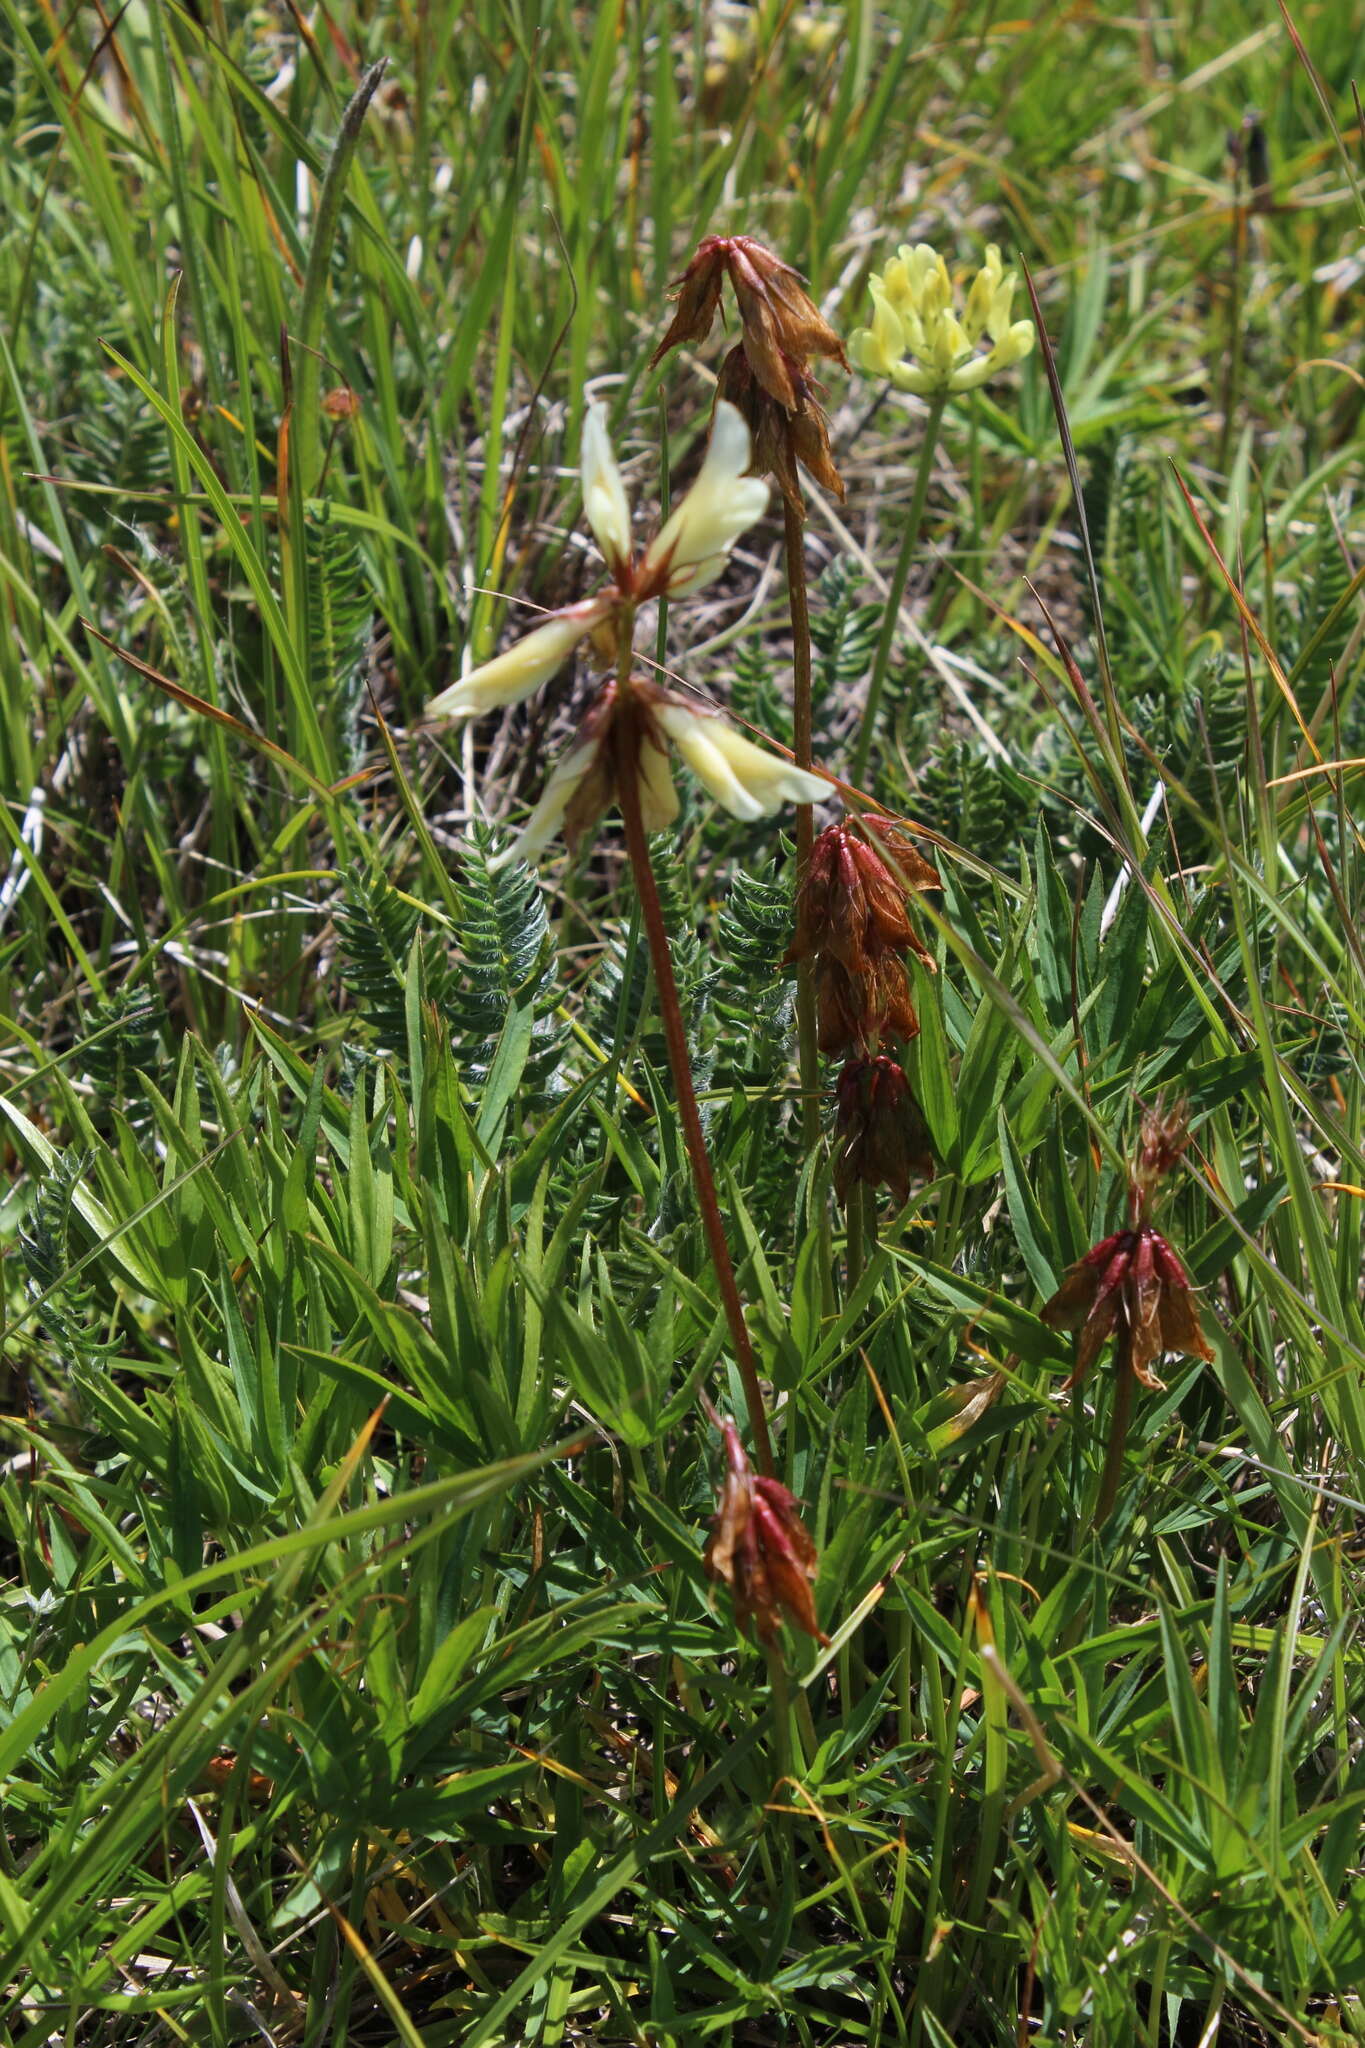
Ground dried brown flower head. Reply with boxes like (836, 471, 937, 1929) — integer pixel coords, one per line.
(1041, 1226, 1214, 1393)
(1134, 1098, 1192, 1200)
(652, 235, 847, 402)
(703, 1420, 828, 1644)
(716, 344, 844, 510)
(815, 953, 920, 1057)
(833, 1056, 934, 1205)
(787, 816, 938, 976)
(653, 234, 848, 508)
(321, 385, 361, 421)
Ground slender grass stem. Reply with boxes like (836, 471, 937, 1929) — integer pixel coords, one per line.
(616, 724, 775, 1477)
(850, 390, 948, 791)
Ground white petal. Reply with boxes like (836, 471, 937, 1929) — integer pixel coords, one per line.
(581, 401, 633, 574)
(487, 742, 597, 870)
(704, 721, 829, 809)
(639, 401, 769, 597)
(656, 704, 827, 820)
(637, 734, 681, 833)
(426, 599, 608, 722)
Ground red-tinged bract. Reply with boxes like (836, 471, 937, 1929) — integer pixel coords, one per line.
(1041, 1225, 1214, 1392)
(703, 1420, 828, 1645)
(833, 1056, 935, 1205)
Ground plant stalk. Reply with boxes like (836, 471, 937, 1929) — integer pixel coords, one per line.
(785, 499, 822, 1156)
(850, 389, 948, 791)
(616, 725, 775, 1477)
(1094, 1345, 1136, 1529)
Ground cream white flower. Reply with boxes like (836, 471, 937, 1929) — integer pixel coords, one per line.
(655, 701, 827, 821)
(581, 401, 633, 578)
(487, 685, 829, 869)
(490, 712, 683, 872)
(426, 401, 769, 730)
(490, 740, 601, 871)
(640, 401, 771, 596)
(426, 598, 610, 721)
(850, 241, 1034, 398)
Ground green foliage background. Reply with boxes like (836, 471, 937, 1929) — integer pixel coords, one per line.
(0, 1, 1363, 2042)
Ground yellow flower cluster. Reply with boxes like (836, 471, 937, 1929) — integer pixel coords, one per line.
(849, 243, 1034, 397)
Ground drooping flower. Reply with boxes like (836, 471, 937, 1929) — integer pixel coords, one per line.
(652, 234, 848, 511)
(651, 236, 847, 409)
(427, 399, 771, 726)
(1041, 1226, 1214, 1392)
(833, 1056, 934, 1205)
(490, 679, 827, 870)
(849, 241, 1035, 397)
(814, 951, 920, 1057)
(428, 400, 827, 864)
(703, 1419, 827, 1645)
(784, 815, 939, 1058)
(786, 816, 939, 977)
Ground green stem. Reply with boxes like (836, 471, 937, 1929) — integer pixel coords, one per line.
(616, 722, 775, 1478)
(850, 391, 948, 791)
(1093, 1346, 1136, 1530)
(294, 61, 387, 495)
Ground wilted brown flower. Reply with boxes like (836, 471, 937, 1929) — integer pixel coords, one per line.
(652, 235, 847, 404)
(321, 385, 361, 421)
(1041, 1226, 1214, 1393)
(833, 1056, 934, 1205)
(703, 1420, 828, 1644)
(815, 953, 920, 1056)
(717, 343, 844, 510)
(653, 234, 848, 509)
(787, 816, 938, 977)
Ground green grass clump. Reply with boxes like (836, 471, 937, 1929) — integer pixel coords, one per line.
(2, 2, 1364, 2042)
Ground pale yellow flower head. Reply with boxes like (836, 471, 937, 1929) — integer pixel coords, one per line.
(850, 241, 1034, 397)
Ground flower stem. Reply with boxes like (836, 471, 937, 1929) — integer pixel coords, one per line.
(784, 499, 822, 1158)
(617, 735, 776, 1478)
(849, 390, 948, 792)
(1093, 1346, 1136, 1529)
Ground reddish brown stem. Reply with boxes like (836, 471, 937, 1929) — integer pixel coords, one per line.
(785, 498, 822, 1154)
(616, 733, 776, 1478)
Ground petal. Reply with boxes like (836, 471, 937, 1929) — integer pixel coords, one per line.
(888, 361, 939, 395)
(987, 270, 1019, 344)
(426, 599, 609, 721)
(962, 248, 1002, 344)
(657, 705, 827, 818)
(639, 402, 769, 597)
(581, 401, 633, 576)
(948, 356, 995, 392)
(637, 732, 681, 833)
(658, 709, 766, 820)
(487, 742, 597, 870)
